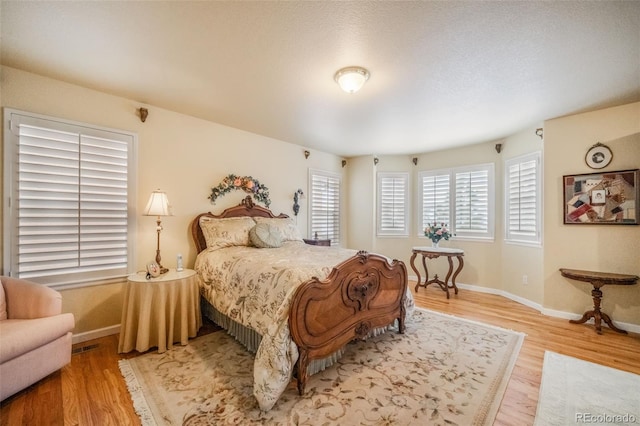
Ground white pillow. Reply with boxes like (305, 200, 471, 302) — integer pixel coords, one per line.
(199, 216, 256, 250)
(253, 217, 303, 242)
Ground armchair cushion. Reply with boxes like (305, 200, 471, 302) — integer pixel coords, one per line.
(1, 276, 62, 319)
(0, 314, 75, 363)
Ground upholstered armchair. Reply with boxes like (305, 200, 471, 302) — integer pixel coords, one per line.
(0, 276, 75, 401)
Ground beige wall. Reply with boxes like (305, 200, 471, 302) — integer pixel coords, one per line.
(544, 102, 640, 324)
(348, 104, 639, 327)
(1, 66, 345, 334)
(346, 155, 376, 251)
(348, 141, 509, 290)
(500, 127, 544, 304)
(2, 66, 639, 335)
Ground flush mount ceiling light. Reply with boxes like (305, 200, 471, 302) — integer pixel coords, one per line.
(334, 66, 370, 94)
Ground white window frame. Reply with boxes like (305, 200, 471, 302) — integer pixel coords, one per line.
(504, 151, 542, 246)
(3, 109, 138, 288)
(377, 172, 409, 237)
(308, 169, 341, 246)
(419, 163, 495, 241)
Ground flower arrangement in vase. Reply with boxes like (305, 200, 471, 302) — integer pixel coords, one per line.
(424, 223, 452, 247)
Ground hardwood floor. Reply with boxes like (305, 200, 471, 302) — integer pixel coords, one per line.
(2, 285, 639, 425)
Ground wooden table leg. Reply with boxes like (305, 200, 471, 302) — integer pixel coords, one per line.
(599, 311, 628, 334)
(410, 252, 422, 292)
(442, 256, 454, 299)
(450, 255, 463, 295)
(426, 254, 450, 298)
(426, 275, 449, 298)
(421, 255, 429, 289)
(569, 283, 627, 334)
(411, 249, 465, 298)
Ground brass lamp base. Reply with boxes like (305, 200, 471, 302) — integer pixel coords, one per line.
(155, 249, 168, 275)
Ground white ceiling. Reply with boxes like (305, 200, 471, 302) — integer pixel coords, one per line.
(2, 1, 639, 158)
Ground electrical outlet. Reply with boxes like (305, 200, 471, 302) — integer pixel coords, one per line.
(522, 275, 528, 285)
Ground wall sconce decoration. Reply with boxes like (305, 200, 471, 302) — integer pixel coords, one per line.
(304, 150, 310, 159)
(373, 157, 379, 165)
(495, 143, 502, 153)
(143, 189, 172, 274)
(412, 157, 418, 165)
(139, 107, 148, 123)
(292, 189, 304, 216)
(342, 160, 347, 168)
(536, 128, 543, 139)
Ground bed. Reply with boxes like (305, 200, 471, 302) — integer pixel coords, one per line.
(191, 196, 413, 411)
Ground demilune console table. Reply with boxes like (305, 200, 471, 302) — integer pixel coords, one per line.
(410, 246, 464, 299)
(559, 268, 638, 335)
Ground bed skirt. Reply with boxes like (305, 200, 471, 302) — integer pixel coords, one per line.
(200, 298, 391, 376)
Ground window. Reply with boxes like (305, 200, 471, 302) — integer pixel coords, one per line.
(420, 171, 451, 227)
(308, 169, 341, 245)
(3, 109, 137, 287)
(454, 166, 492, 237)
(505, 152, 541, 245)
(377, 172, 409, 236)
(419, 163, 494, 240)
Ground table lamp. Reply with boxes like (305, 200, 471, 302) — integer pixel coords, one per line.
(144, 189, 172, 274)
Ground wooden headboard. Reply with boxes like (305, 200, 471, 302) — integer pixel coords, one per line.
(191, 196, 289, 253)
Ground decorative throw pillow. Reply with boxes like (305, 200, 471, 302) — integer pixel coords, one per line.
(199, 216, 256, 250)
(249, 223, 284, 248)
(253, 217, 303, 242)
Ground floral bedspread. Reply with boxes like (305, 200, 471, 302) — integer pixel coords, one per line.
(194, 241, 414, 411)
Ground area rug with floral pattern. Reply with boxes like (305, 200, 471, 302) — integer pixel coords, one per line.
(119, 308, 524, 425)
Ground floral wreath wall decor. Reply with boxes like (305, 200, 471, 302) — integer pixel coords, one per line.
(209, 174, 271, 207)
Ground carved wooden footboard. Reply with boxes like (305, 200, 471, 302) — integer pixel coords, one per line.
(191, 196, 408, 396)
(289, 251, 407, 395)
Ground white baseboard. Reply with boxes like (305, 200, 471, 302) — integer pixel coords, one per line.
(409, 275, 640, 335)
(72, 278, 639, 343)
(72, 324, 120, 345)
(539, 307, 640, 334)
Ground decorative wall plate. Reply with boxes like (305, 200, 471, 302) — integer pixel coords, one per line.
(585, 143, 612, 169)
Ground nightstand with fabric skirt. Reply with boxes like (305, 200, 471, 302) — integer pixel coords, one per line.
(118, 268, 202, 353)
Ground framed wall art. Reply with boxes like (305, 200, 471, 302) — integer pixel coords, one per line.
(563, 169, 639, 225)
(585, 142, 613, 169)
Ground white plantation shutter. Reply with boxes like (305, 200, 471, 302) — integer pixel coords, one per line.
(454, 167, 491, 237)
(377, 172, 409, 236)
(420, 171, 450, 231)
(419, 164, 494, 240)
(4, 110, 136, 286)
(505, 152, 541, 244)
(309, 169, 341, 245)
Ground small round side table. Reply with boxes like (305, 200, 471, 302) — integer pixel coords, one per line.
(118, 268, 202, 353)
